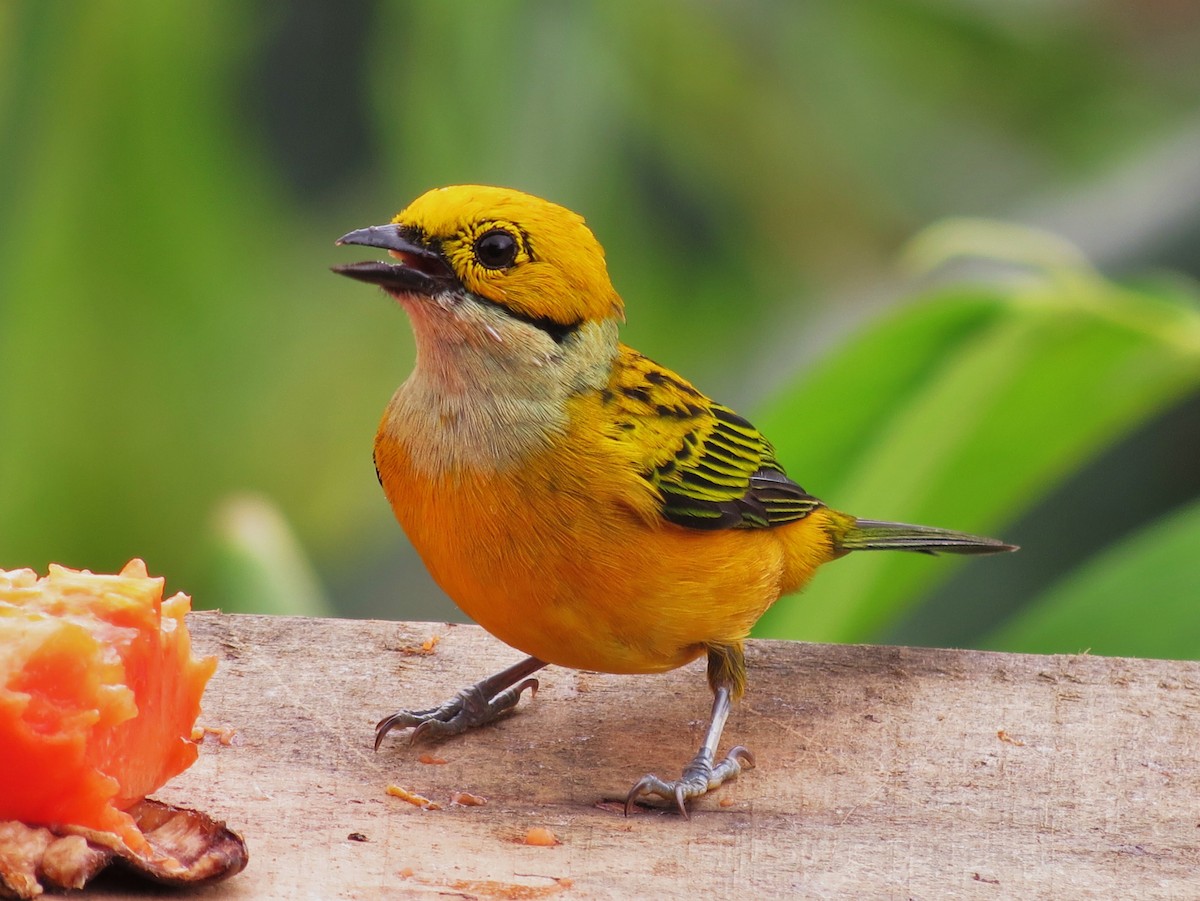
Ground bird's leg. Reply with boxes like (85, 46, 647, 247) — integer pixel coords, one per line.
(375, 655, 547, 748)
(625, 644, 755, 817)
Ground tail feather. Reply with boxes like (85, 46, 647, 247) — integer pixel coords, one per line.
(840, 519, 1018, 555)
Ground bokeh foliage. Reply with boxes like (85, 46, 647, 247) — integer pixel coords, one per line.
(2, 1, 1199, 658)
(755, 224, 1200, 653)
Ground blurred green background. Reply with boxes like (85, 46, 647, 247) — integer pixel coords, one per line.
(2, 1, 1198, 659)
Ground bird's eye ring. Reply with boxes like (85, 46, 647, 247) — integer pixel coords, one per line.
(473, 229, 519, 270)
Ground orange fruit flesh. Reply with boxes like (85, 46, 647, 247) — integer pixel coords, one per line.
(0, 560, 216, 853)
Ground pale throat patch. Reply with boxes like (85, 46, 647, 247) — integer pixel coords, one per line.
(383, 298, 619, 476)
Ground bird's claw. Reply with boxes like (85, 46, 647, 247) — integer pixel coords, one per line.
(374, 677, 539, 749)
(624, 745, 755, 817)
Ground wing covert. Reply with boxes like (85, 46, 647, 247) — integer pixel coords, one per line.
(602, 348, 821, 531)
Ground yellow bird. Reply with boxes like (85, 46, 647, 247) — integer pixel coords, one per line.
(333, 185, 1015, 815)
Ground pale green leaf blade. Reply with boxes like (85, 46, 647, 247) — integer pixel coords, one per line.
(206, 495, 333, 617)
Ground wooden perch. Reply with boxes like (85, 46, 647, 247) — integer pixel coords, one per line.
(100, 613, 1198, 899)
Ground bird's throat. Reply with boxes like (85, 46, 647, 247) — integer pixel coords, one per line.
(382, 313, 619, 476)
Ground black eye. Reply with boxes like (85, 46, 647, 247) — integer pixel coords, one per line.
(474, 229, 518, 270)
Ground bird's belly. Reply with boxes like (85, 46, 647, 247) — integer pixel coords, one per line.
(377, 444, 811, 674)
(373, 380, 850, 675)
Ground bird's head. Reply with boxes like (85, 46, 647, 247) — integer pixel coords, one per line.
(333, 186, 624, 355)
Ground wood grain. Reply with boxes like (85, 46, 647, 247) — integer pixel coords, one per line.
(98, 613, 1199, 899)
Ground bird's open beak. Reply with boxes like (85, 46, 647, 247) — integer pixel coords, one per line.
(331, 224, 456, 296)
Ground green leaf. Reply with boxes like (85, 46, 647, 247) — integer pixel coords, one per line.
(754, 226, 1200, 643)
(983, 498, 1200, 659)
(205, 495, 333, 617)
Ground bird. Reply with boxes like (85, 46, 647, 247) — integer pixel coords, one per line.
(332, 185, 1016, 816)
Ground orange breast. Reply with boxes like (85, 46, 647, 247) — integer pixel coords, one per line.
(374, 413, 846, 675)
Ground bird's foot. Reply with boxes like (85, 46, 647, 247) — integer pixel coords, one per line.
(624, 745, 755, 817)
(374, 676, 540, 748)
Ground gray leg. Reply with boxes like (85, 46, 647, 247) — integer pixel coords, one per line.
(624, 683, 755, 817)
(375, 655, 547, 748)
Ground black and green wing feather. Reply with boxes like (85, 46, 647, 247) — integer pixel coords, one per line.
(605, 348, 821, 531)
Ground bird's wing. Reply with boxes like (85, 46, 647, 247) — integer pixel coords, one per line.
(603, 347, 822, 530)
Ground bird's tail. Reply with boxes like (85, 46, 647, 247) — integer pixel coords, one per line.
(839, 519, 1017, 555)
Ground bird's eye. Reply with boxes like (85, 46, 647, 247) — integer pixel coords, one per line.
(473, 229, 519, 270)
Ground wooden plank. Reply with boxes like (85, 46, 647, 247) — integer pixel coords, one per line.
(105, 613, 1199, 899)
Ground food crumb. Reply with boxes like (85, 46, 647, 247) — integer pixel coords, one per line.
(450, 791, 487, 807)
(397, 867, 414, 879)
(400, 635, 442, 656)
(719, 797, 735, 807)
(386, 784, 442, 810)
(418, 753, 448, 765)
(997, 729, 1025, 747)
(347, 832, 368, 842)
(523, 827, 560, 846)
(191, 725, 237, 746)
